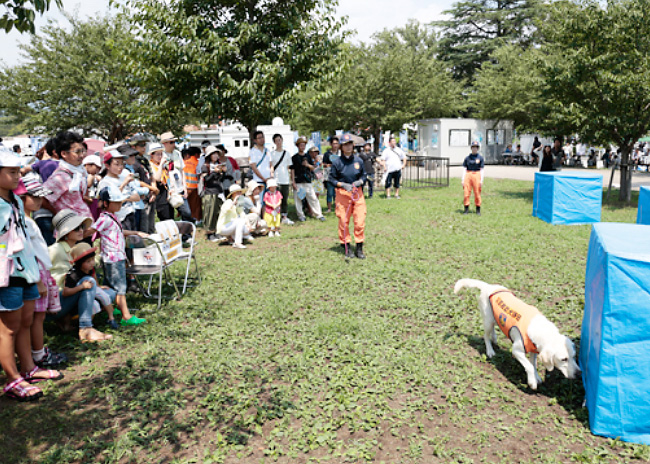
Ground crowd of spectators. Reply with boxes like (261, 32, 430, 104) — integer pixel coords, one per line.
(1, 129, 401, 402)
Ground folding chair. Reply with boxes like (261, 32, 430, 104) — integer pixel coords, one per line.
(125, 235, 181, 309)
(154, 220, 201, 295)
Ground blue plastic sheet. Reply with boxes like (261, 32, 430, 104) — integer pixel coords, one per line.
(581, 223, 650, 445)
(636, 186, 650, 225)
(533, 172, 602, 224)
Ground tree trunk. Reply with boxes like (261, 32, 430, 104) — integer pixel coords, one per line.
(373, 127, 382, 154)
(618, 144, 633, 203)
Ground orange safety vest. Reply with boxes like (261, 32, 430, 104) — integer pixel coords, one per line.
(184, 157, 199, 189)
(489, 290, 540, 353)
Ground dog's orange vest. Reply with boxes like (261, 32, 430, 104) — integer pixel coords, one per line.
(489, 290, 540, 353)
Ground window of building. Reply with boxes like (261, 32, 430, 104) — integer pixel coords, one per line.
(449, 130, 471, 147)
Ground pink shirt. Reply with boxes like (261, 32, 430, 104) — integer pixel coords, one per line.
(264, 190, 283, 214)
(92, 212, 126, 263)
(44, 166, 92, 217)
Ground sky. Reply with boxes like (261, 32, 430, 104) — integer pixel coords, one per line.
(1, 0, 453, 67)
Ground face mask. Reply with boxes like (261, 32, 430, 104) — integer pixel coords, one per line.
(254, 195, 260, 200)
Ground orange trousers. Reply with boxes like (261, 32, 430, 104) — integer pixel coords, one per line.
(463, 171, 482, 207)
(335, 188, 366, 244)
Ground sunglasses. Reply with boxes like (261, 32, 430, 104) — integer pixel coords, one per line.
(74, 225, 84, 232)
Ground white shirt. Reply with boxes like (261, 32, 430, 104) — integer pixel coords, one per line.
(270, 149, 291, 185)
(97, 174, 139, 222)
(165, 149, 184, 170)
(249, 146, 271, 182)
(381, 147, 405, 173)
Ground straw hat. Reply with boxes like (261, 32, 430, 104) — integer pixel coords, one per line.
(227, 184, 245, 198)
(246, 180, 262, 196)
(52, 209, 92, 241)
(296, 136, 308, 145)
(147, 143, 164, 156)
(159, 132, 177, 143)
(70, 242, 97, 264)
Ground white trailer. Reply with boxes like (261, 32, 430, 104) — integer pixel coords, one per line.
(417, 118, 514, 165)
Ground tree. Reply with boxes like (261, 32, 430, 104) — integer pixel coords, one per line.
(0, 14, 186, 142)
(537, 0, 650, 202)
(290, 21, 466, 152)
(120, 0, 347, 138)
(434, 0, 540, 83)
(0, 0, 62, 33)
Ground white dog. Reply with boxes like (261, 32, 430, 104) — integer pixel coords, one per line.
(454, 278, 581, 390)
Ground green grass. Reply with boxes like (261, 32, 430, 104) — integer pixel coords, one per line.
(2, 178, 649, 464)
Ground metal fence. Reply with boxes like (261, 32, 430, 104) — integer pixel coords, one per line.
(400, 156, 450, 188)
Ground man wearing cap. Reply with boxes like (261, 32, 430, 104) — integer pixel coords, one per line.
(462, 141, 485, 215)
(43, 131, 92, 221)
(379, 136, 406, 199)
(290, 136, 325, 222)
(329, 134, 367, 259)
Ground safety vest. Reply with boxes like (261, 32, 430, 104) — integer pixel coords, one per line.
(489, 290, 540, 353)
(184, 157, 199, 189)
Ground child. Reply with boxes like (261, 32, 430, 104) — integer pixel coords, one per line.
(263, 179, 283, 237)
(1, 152, 61, 402)
(90, 186, 147, 326)
(16, 173, 67, 367)
(67, 243, 119, 329)
(49, 208, 113, 342)
(83, 154, 102, 221)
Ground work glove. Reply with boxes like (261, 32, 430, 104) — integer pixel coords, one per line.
(339, 182, 353, 192)
(352, 180, 364, 188)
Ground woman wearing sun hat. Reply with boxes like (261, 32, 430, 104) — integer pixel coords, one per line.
(217, 184, 252, 249)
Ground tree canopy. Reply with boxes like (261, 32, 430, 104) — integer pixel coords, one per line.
(0, 14, 184, 142)
(290, 21, 466, 151)
(120, 0, 347, 136)
(0, 0, 62, 33)
(434, 0, 540, 83)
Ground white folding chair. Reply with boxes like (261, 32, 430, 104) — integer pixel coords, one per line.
(154, 220, 201, 295)
(125, 235, 181, 309)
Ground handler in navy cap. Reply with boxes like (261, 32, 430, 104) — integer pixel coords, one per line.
(329, 134, 367, 259)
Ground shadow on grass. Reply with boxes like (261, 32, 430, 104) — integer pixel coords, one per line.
(465, 334, 588, 426)
(499, 189, 535, 203)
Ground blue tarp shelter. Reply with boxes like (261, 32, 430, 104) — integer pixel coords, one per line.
(533, 172, 602, 225)
(636, 186, 650, 225)
(581, 223, 650, 445)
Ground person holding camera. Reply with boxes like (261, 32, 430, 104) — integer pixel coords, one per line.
(200, 145, 237, 242)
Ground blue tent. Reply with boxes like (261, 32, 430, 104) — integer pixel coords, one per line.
(533, 172, 602, 225)
(636, 186, 650, 225)
(582, 223, 650, 445)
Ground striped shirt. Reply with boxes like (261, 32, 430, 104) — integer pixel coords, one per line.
(92, 212, 126, 263)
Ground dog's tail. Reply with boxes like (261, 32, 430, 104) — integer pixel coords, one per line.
(454, 278, 492, 295)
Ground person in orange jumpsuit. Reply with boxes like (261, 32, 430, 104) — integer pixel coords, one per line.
(329, 134, 367, 259)
(462, 141, 485, 216)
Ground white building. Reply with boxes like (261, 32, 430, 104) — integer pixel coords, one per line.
(417, 118, 514, 165)
(187, 118, 297, 165)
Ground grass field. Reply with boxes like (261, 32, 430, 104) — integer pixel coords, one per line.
(2, 178, 649, 464)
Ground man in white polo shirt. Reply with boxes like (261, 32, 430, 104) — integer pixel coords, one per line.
(249, 130, 272, 185)
(379, 136, 406, 199)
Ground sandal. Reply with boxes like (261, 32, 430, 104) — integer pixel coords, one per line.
(3, 377, 43, 402)
(24, 365, 64, 384)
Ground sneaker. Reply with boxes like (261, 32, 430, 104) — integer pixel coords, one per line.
(34, 347, 68, 368)
(395, 195, 401, 200)
(297, 217, 306, 222)
(275, 230, 281, 237)
(281, 217, 294, 225)
(243, 235, 254, 243)
(318, 216, 326, 221)
(268, 231, 275, 237)
(107, 319, 120, 330)
(120, 315, 147, 326)
(232, 243, 247, 249)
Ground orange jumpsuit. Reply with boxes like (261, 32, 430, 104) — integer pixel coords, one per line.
(463, 171, 482, 207)
(335, 188, 366, 244)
